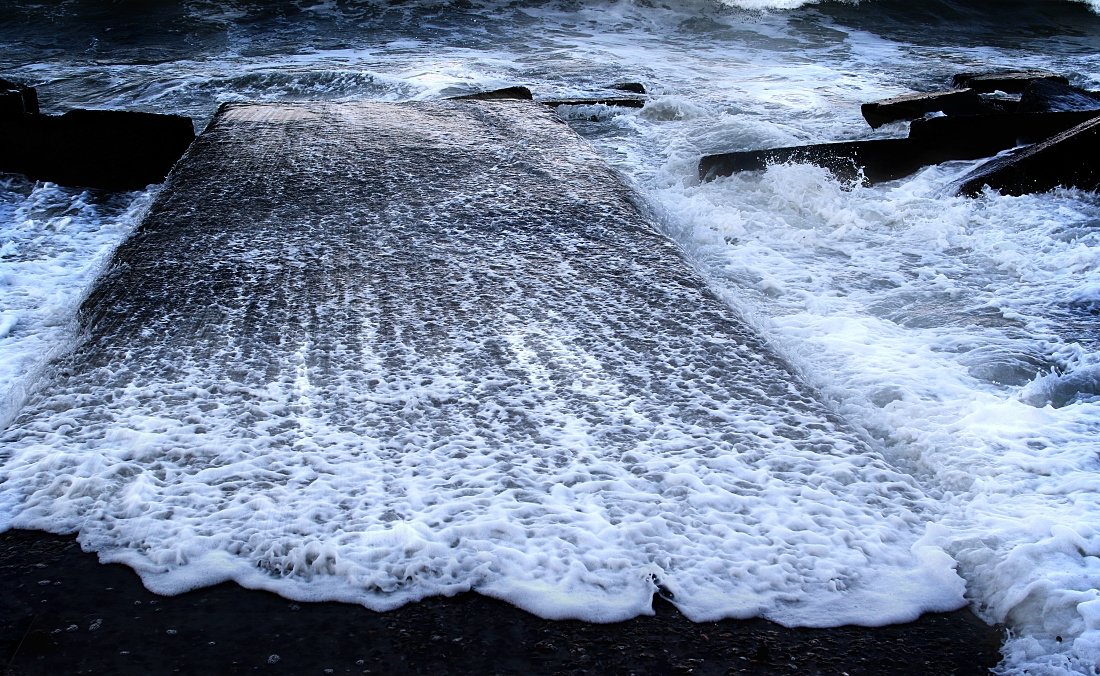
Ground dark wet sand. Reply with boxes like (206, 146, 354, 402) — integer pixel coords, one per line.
(1, 530, 1003, 675)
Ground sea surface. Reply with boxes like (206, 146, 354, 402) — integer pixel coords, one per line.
(1, 0, 1099, 673)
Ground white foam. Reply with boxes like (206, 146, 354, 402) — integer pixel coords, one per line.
(713, 0, 833, 10)
(626, 147, 1100, 670)
(0, 101, 966, 630)
(0, 179, 150, 429)
(3, 0, 1100, 670)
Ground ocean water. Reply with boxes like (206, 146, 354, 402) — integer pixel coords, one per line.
(1, 0, 1099, 672)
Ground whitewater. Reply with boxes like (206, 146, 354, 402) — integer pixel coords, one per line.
(1, 0, 1099, 673)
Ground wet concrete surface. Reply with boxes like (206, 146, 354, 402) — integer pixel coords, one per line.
(1, 100, 956, 624)
(0, 101, 1006, 674)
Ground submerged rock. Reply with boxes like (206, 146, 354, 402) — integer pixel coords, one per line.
(953, 115, 1100, 196)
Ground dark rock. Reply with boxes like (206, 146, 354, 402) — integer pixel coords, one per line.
(977, 92, 1021, 114)
(1017, 79, 1100, 113)
(910, 109, 1100, 154)
(861, 89, 981, 128)
(699, 139, 916, 184)
(543, 97, 647, 108)
(701, 108, 1100, 185)
(450, 86, 533, 101)
(702, 70, 1097, 189)
(953, 115, 1100, 196)
(610, 82, 647, 94)
(951, 70, 1068, 93)
(0, 78, 38, 116)
(0, 90, 25, 117)
(0, 108, 195, 190)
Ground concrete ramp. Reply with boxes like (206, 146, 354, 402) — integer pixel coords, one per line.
(0, 101, 962, 625)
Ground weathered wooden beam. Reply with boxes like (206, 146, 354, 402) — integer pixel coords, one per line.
(610, 82, 646, 94)
(701, 108, 1100, 185)
(701, 69, 1100, 191)
(909, 109, 1100, 152)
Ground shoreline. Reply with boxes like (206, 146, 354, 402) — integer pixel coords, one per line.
(1, 529, 1004, 675)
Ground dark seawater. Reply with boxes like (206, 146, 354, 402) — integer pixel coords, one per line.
(1, 1, 1099, 672)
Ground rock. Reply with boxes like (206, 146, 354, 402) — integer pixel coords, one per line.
(610, 82, 646, 94)
(450, 86, 533, 101)
(543, 97, 647, 108)
(951, 70, 1068, 93)
(702, 70, 1097, 190)
(976, 92, 1020, 114)
(953, 115, 1100, 196)
(0, 109, 195, 190)
(701, 108, 1100, 185)
(860, 89, 981, 128)
(1017, 79, 1100, 113)
(909, 109, 1100, 154)
(0, 78, 38, 117)
(699, 139, 916, 184)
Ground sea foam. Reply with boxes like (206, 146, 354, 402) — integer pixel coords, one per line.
(2, 0, 1100, 671)
(638, 153, 1100, 671)
(0, 101, 965, 628)
(0, 179, 150, 430)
